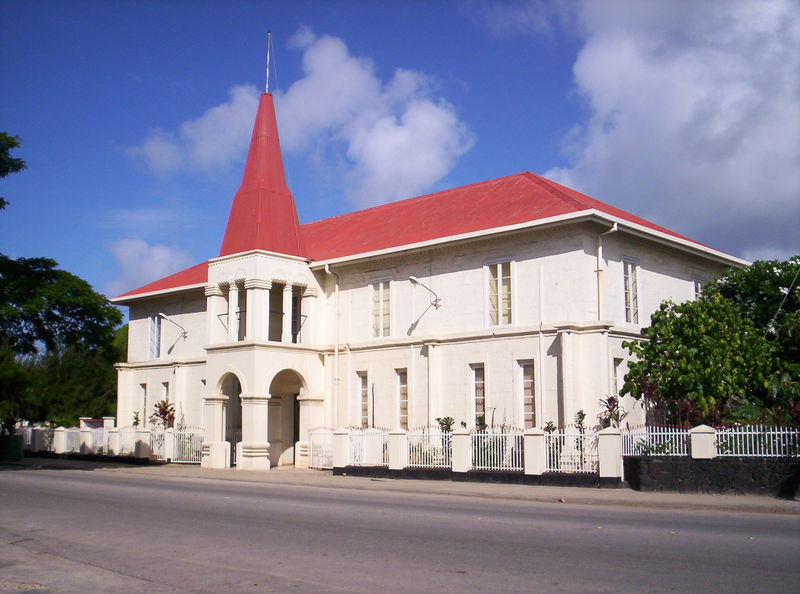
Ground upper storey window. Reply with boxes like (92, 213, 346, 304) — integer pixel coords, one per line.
(371, 280, 391, 338)
(623, 258, 639, 324)
(148, 314, 161, 359)
(487, 261, 512, 325)
(693, 276, 707, 300)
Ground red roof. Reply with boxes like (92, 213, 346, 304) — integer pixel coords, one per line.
(218, 93, 306, 258)
(113, 171, 704, 301)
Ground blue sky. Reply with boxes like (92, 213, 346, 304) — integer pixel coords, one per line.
(1, 0, 798, 298)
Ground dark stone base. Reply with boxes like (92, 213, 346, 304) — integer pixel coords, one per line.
(624, 456, 800, 498)
(332, 465, 620, 489)
(23, 451, 162, 466)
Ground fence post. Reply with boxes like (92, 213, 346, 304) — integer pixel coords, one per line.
(107, 428, 120, 456)
(164, 428, 175, 462)
(53, 427, 66, 454)
(29, 428, 42, 453)
(389, 430, 408, 470)
(597, 427, 622, 480)
(78, 417, 91, 429)
(332, 430, 350, 469)
(523, 428, 545, 476)
(690, 424, 716, 459)
(80, 427, 92, 455)
(135, 428, 151, 459)
(451, 429, 470, 474)
(102, 416, 116, 429)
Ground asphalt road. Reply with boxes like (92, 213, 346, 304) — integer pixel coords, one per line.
(1, 467, 798, 593)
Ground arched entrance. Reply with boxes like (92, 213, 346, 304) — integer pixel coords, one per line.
(267, 370, 304, 467)
(220, 373, 242, 466)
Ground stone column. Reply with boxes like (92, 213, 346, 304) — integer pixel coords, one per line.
(53, 427, 66, 454)
(205, 285, 226, 344)
(451, 428, 471, 474)
(102, 416, 115, 429)
(227, 281, 239, 342)
(78, 417, 91, 429)
(295, 394, 324, 468)
(523, 427, 545, 476)
(282, 282, 293, 343)
(300, 287, 318, 344)
(597, 427, 622, 479)
(201, 395, 230, 468)
(333, 430, 350, 469)
(239, 393, 271, 471)
(80, 427, 92, 454)
(690, 424, 716, 459)
(107, 428, 120, 456)
(388, 430, 408, 470)
(245, 279, 271, 341)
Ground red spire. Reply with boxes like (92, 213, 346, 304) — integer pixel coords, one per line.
(219, 93, 306, 258)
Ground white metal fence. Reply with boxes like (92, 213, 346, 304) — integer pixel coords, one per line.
(622, 424, 689, 456)
(65, 427, 81, 453)
(471, 428, 524, 471)
(545, 426, 598, 473)
(91, 427, 108, 455)
(309, 428, 334, 469)
(150, 429, 166, 460)
(119, 426, 137, 455)
(349, 427, 389, 467)
(172, 428, 204, 463)
(715, 424, 800, 457)
(408, 427, 452, 468)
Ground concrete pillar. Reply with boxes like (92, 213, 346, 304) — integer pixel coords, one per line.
(388, 430, 408, 470)
(690, 424, 716, 459)
(201, 395, 230, 468)
(164, 428, 175, 462)
(107, 428, 120, 456)
(135, 428, 151, 458)
(300, 287, 318, 344)
(523, 427, 545, 476)
(205, 285, 226, 344)
(102, 416, 116, 429)
(295, 394, 324, 469)
(227, 281, 239, 342)
(53, 427, 66, 454)
(282, 282, 293, 343)
(451, 429, 471, 473)
(78, 417, 91, 430)
(80, 427, 92, 454)
(245, 279, 271, 341)
(333, 429, 350, 468)
(239, 393, 271, 471)
(597, 427, 622, 478)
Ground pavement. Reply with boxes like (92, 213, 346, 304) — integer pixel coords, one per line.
(5, 455, 799, 515)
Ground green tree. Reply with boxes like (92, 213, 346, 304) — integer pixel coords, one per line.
(0, 132, 26, 210)
(0, 341, 29, 434)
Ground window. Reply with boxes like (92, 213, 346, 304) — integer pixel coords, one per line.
(397, 369, 408, 430)
(237, 286, 247, 341)
(693, 277, 707, 300)
(520, 361, 535, 429)
(371, 280, 391, 337)
(623, 259, 639, 324)
(487, 261, 512, 325)
(149, 314, 161, 359)
(472, 364, 485, 427)
(357, 372, 369, 428)
(613, 358, 624, 396)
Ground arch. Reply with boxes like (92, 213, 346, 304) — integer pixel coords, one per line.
(266, 369, 307, 467)
(268, 368, 306, 396)
(218, 372, 242, 466)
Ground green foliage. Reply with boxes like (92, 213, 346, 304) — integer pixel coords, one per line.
(0, 341, 29, 434)
(435, 416, 454, 432)
(475, 414, 487, 431)
(623, 256, 800, 427)
(0, 254, 122, 355)
(151, 400, 175, 429)
(598, 395, 628, 429)
(0, 132, 26, 210)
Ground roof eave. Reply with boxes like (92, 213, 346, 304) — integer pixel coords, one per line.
(109, 282, 207, 305)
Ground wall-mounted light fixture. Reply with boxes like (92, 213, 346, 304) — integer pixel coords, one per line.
(158, 312, 188, 339)
(408, 276, 442, 309)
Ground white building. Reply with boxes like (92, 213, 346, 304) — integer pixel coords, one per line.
(112, 92, 745, 470)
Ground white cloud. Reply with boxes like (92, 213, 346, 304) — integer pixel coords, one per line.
(105, 238, 193, 297)
(276, 27, 474, 208)
(538, 0, 800, 258)
(128, 84, 260, 175)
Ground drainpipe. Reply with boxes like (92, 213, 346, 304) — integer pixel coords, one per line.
(596, 223, 618, 320)
(325, 264, 341, 429)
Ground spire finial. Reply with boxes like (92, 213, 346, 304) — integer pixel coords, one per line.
(265, 31, 273, 93)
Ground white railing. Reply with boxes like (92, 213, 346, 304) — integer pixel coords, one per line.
(20, 426, 33, 448)
(349, 427, 389, 467)
(408, 427, 452, 468)
(119, 426, 137, 455)
(622, 424, 689, 456)
(545, 426, 598, 473)
(65, 427, 81, 453)
(471, 427, 524, 471)
(150, 429, 166, 461)
(309, 427, 334, 469)
(91, 427, 108, 455)
(715, 424, 800, 457)
(172, 428, 204, 463)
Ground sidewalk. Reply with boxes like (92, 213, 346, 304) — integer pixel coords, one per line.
(6, 456, 799, 515)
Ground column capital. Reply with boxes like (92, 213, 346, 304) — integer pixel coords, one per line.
(244, 279, 272, 290)
(205, 285, 224, 297)
(203, 394, 229, 405)
(302, 287, 319, 298)
(240, 393, 271, 404)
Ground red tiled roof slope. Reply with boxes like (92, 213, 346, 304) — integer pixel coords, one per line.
(114, 171, 704, 300)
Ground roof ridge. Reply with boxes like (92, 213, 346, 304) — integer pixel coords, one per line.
(522, 171, 590, 211)
(301, 172, 526, 229)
